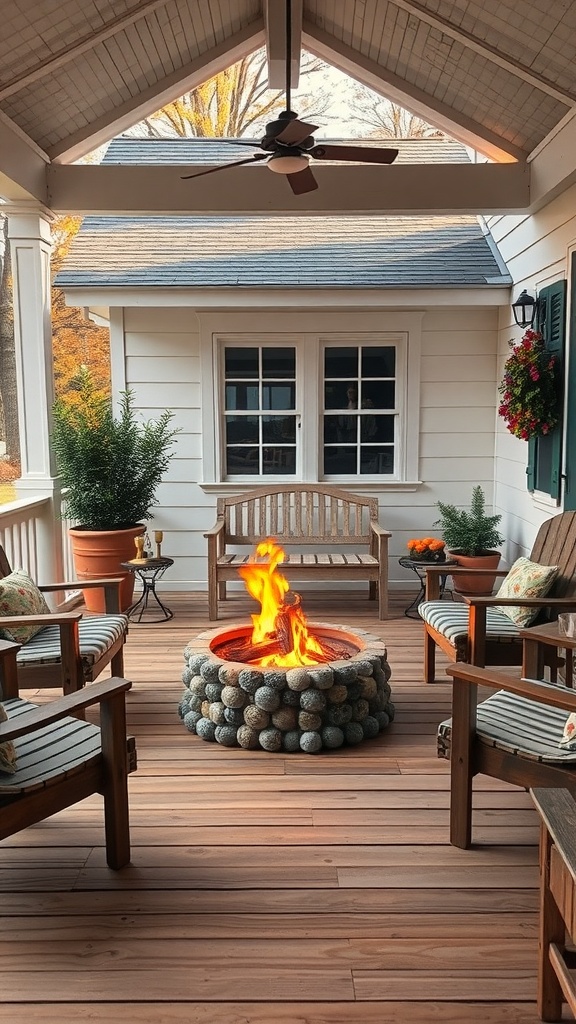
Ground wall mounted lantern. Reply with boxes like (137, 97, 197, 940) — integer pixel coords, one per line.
(512, 289, 538, 329)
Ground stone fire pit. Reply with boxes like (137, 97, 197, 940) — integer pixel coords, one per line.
(178, 621, 394, 753)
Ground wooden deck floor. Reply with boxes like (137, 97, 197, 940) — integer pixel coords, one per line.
(0, 590, 562, 1023)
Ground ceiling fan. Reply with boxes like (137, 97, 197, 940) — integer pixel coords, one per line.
(181, 0, 398, 195)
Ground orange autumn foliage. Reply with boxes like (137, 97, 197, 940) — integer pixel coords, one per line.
(50, 215, 111, 406)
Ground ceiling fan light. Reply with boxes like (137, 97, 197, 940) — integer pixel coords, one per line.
(268, 152, 310, 174)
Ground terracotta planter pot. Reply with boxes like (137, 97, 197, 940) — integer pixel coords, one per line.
(70, 525, 145, 613)
(448, 550, 501, 596)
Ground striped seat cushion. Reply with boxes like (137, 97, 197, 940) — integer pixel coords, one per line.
(0, 696, 102, 795)
(14, 614, 128, 670)
(438, 687, 576, 765)
(419, 601, 520, 644)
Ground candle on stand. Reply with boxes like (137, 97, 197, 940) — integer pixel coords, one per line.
(155, 531, 163, 558)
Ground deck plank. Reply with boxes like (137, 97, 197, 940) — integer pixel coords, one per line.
(0, 591, 549, 1022)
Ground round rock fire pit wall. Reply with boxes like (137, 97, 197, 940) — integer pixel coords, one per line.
(178, 623, 394, 753)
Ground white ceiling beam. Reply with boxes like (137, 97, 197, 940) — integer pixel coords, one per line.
(0, 0, 172, 102)
(46, 161, 529, 215)
(529, 110, 576, 212)
(49, 22, 265, 164)
(264, 0, 302, 90)
(0, 111, 48, 202)
(303, 23, 525, 163)
(391, 0, 576, 106)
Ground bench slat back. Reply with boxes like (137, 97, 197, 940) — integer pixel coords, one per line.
(218, 485, 378, 546)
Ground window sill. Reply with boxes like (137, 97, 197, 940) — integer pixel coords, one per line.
(200, 480, 423, 495)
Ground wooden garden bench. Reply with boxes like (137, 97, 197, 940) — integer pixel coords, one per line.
(204, 484, 391, 620)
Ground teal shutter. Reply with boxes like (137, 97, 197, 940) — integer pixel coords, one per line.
(526, 437, 536, 491)
(526, 280, 567, 498)
(564, 258, 576, 510)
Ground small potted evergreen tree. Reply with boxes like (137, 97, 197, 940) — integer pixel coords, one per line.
(51, 370, 178, 612)
(434, 485, 504, 594)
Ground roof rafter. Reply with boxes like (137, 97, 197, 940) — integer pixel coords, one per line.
(304, 23, 524, 162)
(392, 0, 576, 106)
(0, 0, 172, 102)
(49, 22, 265, 165)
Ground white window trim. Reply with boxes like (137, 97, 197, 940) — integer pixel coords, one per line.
(198, 311, 423, 490)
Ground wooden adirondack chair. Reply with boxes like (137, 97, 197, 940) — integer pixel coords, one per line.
(441, 661, 576, 850)
(0, 639, 136, 868)
(420, 511, 576, 683)
(0, 544, 128, 693)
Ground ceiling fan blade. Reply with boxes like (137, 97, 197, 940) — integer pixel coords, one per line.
(181, 154, 267, 179)
(287, 165, 318, 195)
(219, 139, 262, 148)
(310, 144, 399, 164)
(276, 119, 319, 145)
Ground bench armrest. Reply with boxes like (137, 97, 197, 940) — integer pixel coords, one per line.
(204, 522, 225, 538)
(370, 523, 392, 538)
(0, 676, 133, 742)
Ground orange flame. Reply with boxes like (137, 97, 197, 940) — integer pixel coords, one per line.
(238, 538, 326, 668)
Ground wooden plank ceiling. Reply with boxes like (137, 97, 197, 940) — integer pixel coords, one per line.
(0, 0, 574, 164)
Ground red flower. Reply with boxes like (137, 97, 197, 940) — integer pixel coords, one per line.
(497, 329, 559, 441)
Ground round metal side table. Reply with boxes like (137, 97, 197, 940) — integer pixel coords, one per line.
(121, 557, 174, 623)
(398, 556, 458, 619)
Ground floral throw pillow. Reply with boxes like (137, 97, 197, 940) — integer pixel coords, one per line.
(0, 702, 17, 775)
(0, 569, 51, 644)
(494, 557, 558, 627)
(560, 713, 576, 750)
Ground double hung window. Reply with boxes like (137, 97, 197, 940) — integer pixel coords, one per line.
(208, 328, 419, 485)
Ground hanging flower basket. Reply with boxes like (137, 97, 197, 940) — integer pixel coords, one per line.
(498, 329, 560, 441)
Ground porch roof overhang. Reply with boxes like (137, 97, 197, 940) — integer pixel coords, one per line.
(60, 285, 513, 319)
(1, 1, 576, 217)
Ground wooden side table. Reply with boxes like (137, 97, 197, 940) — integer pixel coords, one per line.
(520, 621, 576, 688)
(531, 787, 576, 1021)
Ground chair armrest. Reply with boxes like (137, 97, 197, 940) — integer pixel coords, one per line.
(0, 676, 132, 743)
(446, 661, 576, 713)
(0, 611, 82, 627)
(423, 565, 508, 599)
(0, 612, 83, 695)
(462, 595, 576, 608)
(39, 577, 122, 613)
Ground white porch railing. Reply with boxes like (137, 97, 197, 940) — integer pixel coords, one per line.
(0, 495, 76, 603)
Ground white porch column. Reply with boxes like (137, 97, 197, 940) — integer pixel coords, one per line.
(7, 208, 63, 585)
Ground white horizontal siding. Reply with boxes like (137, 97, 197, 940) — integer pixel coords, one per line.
(117, 303, 503, 593)
(490, 184, 576, 563)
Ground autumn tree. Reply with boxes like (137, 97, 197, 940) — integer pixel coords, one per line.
(131, 47, 330, 139)
(0, 216, 20, 465)
(49, 215, 110, 405)
(348, 86, 446, 139)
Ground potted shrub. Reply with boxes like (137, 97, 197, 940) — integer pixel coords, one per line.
(51, 372, 178, 612)
(434, 485, 504, 595)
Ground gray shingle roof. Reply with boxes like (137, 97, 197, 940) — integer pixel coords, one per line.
(57, 138, 510, 290)
(102, 136, 473, 166)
